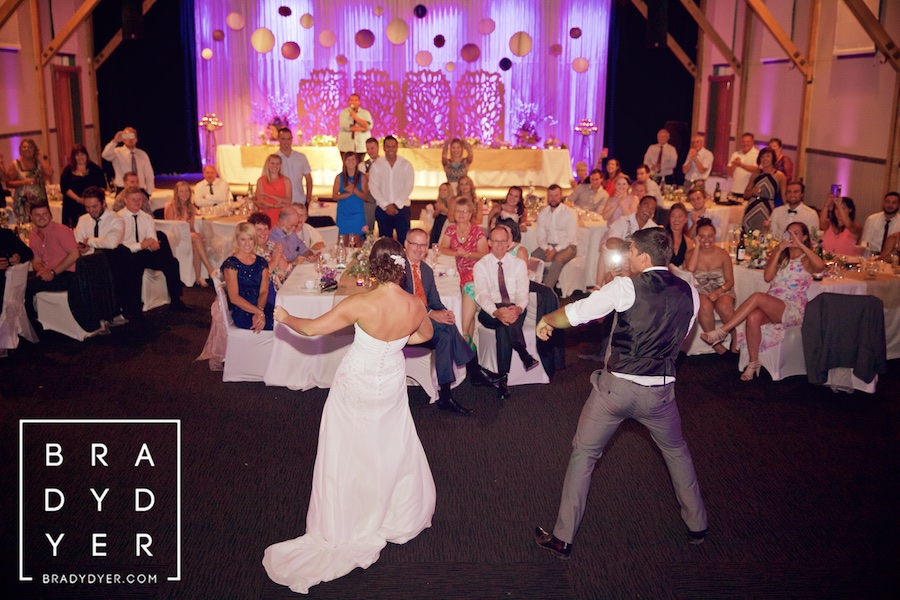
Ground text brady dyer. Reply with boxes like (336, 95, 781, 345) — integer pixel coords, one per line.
(19, 421, 180, 583)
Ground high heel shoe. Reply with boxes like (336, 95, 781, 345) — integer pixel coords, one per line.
(740, 360, 761, 381)
(700, 327, 728, 346)
(196, 278, 209, 288)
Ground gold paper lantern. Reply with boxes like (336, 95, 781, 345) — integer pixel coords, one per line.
(415, 51, 433, 67)
(445, 61, 456, 72)
(201, 47, 213, 60)
(319, 30, 337, 47)
(509, 32, 533, 57)
(251, 28, 275, 54)
(299, 13, 314, 29)
(386, 18, 410, 45)
(572, 57, 589, 73)
(226, 12, 245, 31)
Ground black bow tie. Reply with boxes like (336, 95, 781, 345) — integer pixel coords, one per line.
(787, 209, 797, 214)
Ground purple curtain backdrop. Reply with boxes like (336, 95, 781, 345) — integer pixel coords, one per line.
(194, 0, 610, 169)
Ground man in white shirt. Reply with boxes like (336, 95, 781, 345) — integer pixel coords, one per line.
(360, 137, 380, 232)
(533, 227, 707, 558)
(569, 169, 609, 213)
(597, 196, 658, 287)
(101, 127, 155, 194)
(293, 203, 325, 253)
(368, 135, 414, 245)
(726, 132, 759, 197)
(474, 226, 538, 400)
(860, 192, 900, 255)
(337, 94, 373, 162)
(769, 181, 820, 239)
(686, 188, 722, 240)
(635, 164, 662, 202)
(75, 186, 132, 316)
(532, 185, 577, 290)
(276, 127, 313, 205)
(643, 129, 678, 182)
(117, 186, 188, 315)
(194, 164, 232, 207)
(682, 134, 713, 186)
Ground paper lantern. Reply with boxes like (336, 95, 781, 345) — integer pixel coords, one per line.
(212, 29, 225, 42)
(445, 61, 455, 72)
(281, 42, 301, 60)
(434, 35, 445, 48)
(201, 48, 213, 60)
(570, 27, 582, 39)
(414, 4, 427, 18)
(299, 13, 314, 29)
(386, 19, 409, 44)
(319, 30, 337, 47)
(572, 57, 589, 73)
(251, 28, 275, 54)
(278, 6, 292, 17)
(509, 31, 532, 57)
(477, 18, 495, 35)
(549, 43, 563, 56)
(415, 51, 433, 67)
(355, 29, 375, 49)
(374, 6, 384, 16)
(499, 57, 512, 71)
(226, 12, 245, 31)
(336, 55, 348, 66)
(460, 43, 480, 63)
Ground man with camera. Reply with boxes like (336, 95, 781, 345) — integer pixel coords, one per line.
(102, 127, 155, 195)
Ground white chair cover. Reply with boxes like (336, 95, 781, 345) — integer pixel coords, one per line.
(403, 345, 439, 403)
(0, 262, 38, 353)
(214, 280, 274, 382)
(141, 269, 171, 311)
(155, 219, 196, 286)
(475, 291, 549, 386)
(34, 291, 104, 341)
(738, 325, 806, 381)
(669, 265, 719, 356)
(527, 257, 545, 283)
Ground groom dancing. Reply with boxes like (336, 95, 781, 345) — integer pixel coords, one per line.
(532, 227, 708, 558)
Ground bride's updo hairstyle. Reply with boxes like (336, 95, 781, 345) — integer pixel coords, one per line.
(368, 237, 406, 284)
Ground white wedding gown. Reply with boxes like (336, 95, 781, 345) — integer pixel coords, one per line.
(263, 324, 436, 594)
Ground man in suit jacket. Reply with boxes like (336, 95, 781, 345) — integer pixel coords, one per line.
(404, 228, 502, 415)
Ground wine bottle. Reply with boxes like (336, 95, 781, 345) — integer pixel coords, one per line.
(714, 182, 722, 204)
(736, 231, 746, 263)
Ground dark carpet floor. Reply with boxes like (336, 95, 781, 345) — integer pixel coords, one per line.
(1, 286, 898, 599)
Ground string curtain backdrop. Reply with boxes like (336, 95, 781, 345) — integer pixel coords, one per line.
(194, 0, 610, 168)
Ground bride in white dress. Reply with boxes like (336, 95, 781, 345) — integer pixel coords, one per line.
(263, 237, 436, 594)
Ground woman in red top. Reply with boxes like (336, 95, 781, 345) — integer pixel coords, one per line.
(255, 154, 292, 210)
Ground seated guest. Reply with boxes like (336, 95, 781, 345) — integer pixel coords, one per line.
(531, 184, 577, 291)
(404, 228, 502, 415)
(596, 196, 658, 287)
(819, 195, 861, 255)
(474, 225, 539, 400)
(331, 152, 367, 245)
(439, 197, 489, 345)
(665, 203, 694, 267)
(293, 203, 326, 253)
(429, 183, 453, 246)
(570, 160, 588, 187)
(701, 222, 824, 380)
(269, 207, 313, 265)
(634, 164, 662, 203)
(222, 222, 273, 332)
(456, 175, 483, 227)
(860, 191, 900, 256)
(0, 222, 34, 314)
(165, 180, 217, 287)
(59, 145, 105, 228)
(256, 154, 292, 210)
(112, 172, 152, 214)
(487, 186, 528, 232)
(74, 186, 130, 310)
(498, 218, 529, 263)
(569, 169, 609, 213)
(24, 200, 79, 324)
(686, 187, 722, 240)
(597, 157, 625, 196)
(248, 212, 292, 295)
(684, 218, 735, 354)
(769, 181, 819, 239)
(194, 164, 232, 208)
(118, 186, 189, 314)
(601, 174, 638, 224)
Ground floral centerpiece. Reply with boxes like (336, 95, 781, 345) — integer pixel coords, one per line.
(346, 232, 378, 280)
(251, 94, 299, 142)
(661, 184, 686, 205)
(309, 134, 336, 147)
(743, 229, 780, 269)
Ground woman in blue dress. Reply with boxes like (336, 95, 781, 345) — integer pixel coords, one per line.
(221, 222, 274, 331)
(332, 153, 367, 245)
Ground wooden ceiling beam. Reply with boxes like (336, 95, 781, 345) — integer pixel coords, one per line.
(630, 0, 698, 79)
(40, 0, 102, 67)
(744, 0, 810, 81)
(841, 0, 900, 73)
(678, 0, 742, 76)
(94, 0, 157, 69)
(0, 0, 26, 30)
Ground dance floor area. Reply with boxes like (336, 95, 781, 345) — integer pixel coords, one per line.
(1, 286, 898, 599)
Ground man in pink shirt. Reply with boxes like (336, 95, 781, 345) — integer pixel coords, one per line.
(25, 199, 80, 322)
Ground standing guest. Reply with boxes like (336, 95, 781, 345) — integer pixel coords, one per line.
(665, 203, 694, 267)
(268, 207, 312, 265)
(601, 174, 638, 224)
(112, 172, 152, 214)
(255, 154, 292, 211)
(164, 181, 217, 287)
(404, 228, 502, 415)
(442, 138, 474, 191)
(6, 138, 53, 224)
(598, 157, 625, 196)
(726, 132, 759, 197)
(684, 219, 736, 354)
(59, 145, 105, 228)
(118, 186, 189, 314)
(474, 225, 538, 400)
(533, 227, 708, 559)
(0, 151, 9, 205)
(194, 164, 232, 208)
(860, 192, 900, 256)
(742, 148, 785, 229)
(701, 223, 825, 380)
(644, 128, 678, 182)
(439, 197, 489, 345)
(770, 181, 819, 239)
(634, 164, 662, 203)
(276, 127, 313, 205)
(819, 195, 861, 255)
(682, 134, 713, 188)
(768, 138, 794, 181)
(24, 200, 79, 323)
(531, 185, 577, 290)
(596, 196, 659, 287)
(368, 135, 414, 245)
(0, 223, 34, 313)
(337, 93, 373, 163)
(569, 169, 609, 213)
(222, 222, 273, 331)
(293, 203, 326, 254)
(248, 211, 292, 296)
(360, 136, 380, 233)
(429, 182, 454, 246)
(686, 187, 722, 240)
(101, 127, 153, 194)
(487, 185, 529, 232)
(332, 152, 368, 245)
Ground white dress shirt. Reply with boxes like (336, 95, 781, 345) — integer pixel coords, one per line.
(297, 223, 324, 249)
(101, 142, 155, 193)
(536, 203, 578, 251)
(337, 107, 373, 154)
(860, 211, 900, 253)
(117, 207, 159, 252)
(368, 156, 415, 209)
(602, 213, 658, 245)
(683, 148, 713, 182)
(569, 185, 609, 213)
(194, 178, 232, 207)
(473, 252, 529, 317)
(769, 203, 820, 239)
(688, 209, 722, 241)
(74, 210, 125, 251)
(642, 179, 663, 203)
(728, 147, 759, 195)
(643, 143, 678, 179)
(277, 149, 312, 204)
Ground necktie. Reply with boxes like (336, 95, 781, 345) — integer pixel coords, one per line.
(133, 214, 140, 243)
(411, 264, 428, 306)
(498, 261, 510, 305)
(208, 182, 214, 194)
(131, 150, 137, 178)
(882, 219, 891, 252)
(94, 217, 101, 238)
(656, 145, 663, 170)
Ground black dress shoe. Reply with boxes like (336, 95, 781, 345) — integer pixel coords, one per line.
(467, 363, 504, 387)
(521, 355, 540, 372)
(497, 377, 510, 401)
(534, 526, 572, 560)
(436, 395, 473, 416)
(688, 528, 707, 545)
